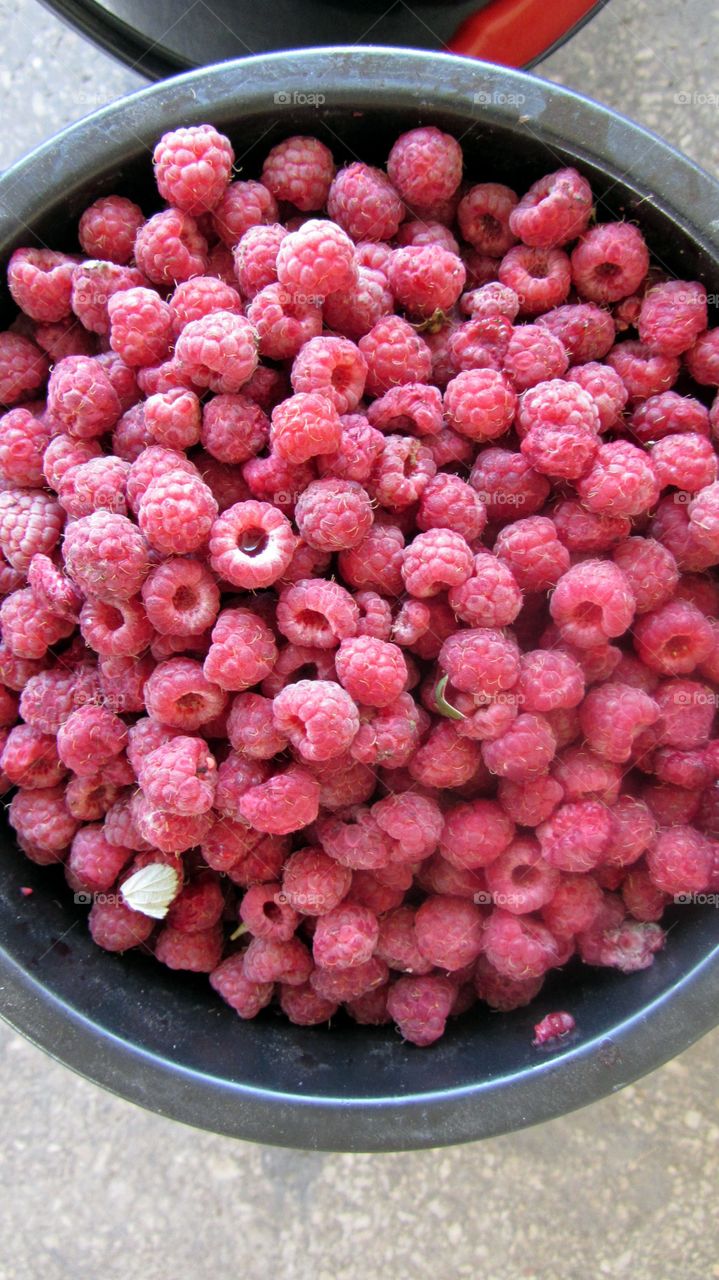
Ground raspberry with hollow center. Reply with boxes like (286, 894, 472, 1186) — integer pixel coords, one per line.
(485, 837, 559, 915)
(272, 678, 359, 762)
(79, 595, 153, 658)
(144, 657, 226, 730)
(632, 599, 714, 675)
(141, 557, 219, 636)
(291, 335, 367, 414)
(498, 245, 571, 315)
(276, 577, 359, 650)
(209, 499, 296, 588)
(571, 222, 649, 304)
(203, 606, 278, 692)
(458, 182, 518, 256)
(550, 559, 636, 648)
(510, 167, 593, 248)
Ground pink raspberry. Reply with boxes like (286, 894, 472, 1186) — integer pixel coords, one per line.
(261, 135, 334, 212)
(565, 361, 628, 430)
(575, 440, 660, 516)
(651, 434, 717, 493)
(272, 679, 359, 762)
(482, 713, 556, 782)
(580, 681, 660, 762)
(270, 391, 341, 464)
(370, 435, 436, 509)
(204, 607, 277, 692)
(144, 387, 201, 451)
(371, 792, 443, 861)
(502, 324, 569, 391)
(134, 209, 208, 284)
(460, 281, 520, 322)
(350, 691, 427, 767)
(685, 328, 719, 385)
(386, 245, 466, 318)
(233, 224, 287, 297)
(552, 499, 630, 553)
(654, 679, 716, 749)
(688, 481, 719, 554)
(630, 391, 710, 445)
(79, 595, 153, 657)
(139, 470, 218, 555)
(538, 302, 616, 365)
(396, 220, 460, 254)
(408, 721, 482, 788)
(291, 336, 367, 414)
(276, 577, 358, 650)
(402, 529, 473, 598)
(63, 511, 148, 601)
(485, 837, 559, 915)
(155, 924, 223, 973)
(1, 723, 65, 789)
(99, 653, 154, 713)
(153, 124, 234, 213)
(327, 162, 403, 241)
(168, 276, 242, 337)
(43, 434, 102, 491)
(537, 800, 613, 872)
(323, 265, 394, 339)
(142, 735, 217, 815)
(386, 974, 456, 1046)
(334, 635, 407, 708)
(475, 955, 544, 1011)
(226, 691, 286, 759)
(112, 407, 152, 463)
(276, 219, 356, 301)
(647, 825, 712, 894)
(611, 537, 679, 614)
(0, 331, 49, 406)
(144, 657, 226, 730)
(34, 315, 95, 360)
(498, 245, 571, 315)
(56, 703, 127, 777)
(458, 183, 518, 255)
(209, 499, 295, 588)
(632, 599, 714, 675)
(281, 845, 352, 917)
(317, 416, 384, 484)
(67, 824, 130, 893)
(78, 195, 144, 264)
(70, 260, 146, 334)
(448, 552, 522, 628)
(0, 587, 74, 658)
(175, 310, 258, 394)
(515, 649, 584, 713)
(312, 900, 379, 972)
(339, 523, 405, 596)
(541, 872, 603, 936)
(470, 448, 550, 523)
(638, 280, 707, 356)
(498, 774, 564, 827)
(483, 908, 560, 980)
(416, 474, 486, 542)
(141, 558, 219, 636)
(59, 455, 130, 519)
(550, 559, 636, 647)
(440, 798, 514, 869)
(48, 355, 121, 438)
(621, 867, 670, 923)
(238, 763, 320, 834)
(518, 379, 599, 479)
(444, 368, 516, 442)
(414, 894, 484, 970)
(0, 408, 51, 487)
(107, 288, 172, 367)
(89, 898, 155, 952)
(387, 127, 462, 207)
(353, 591, 392, 641)
(294, 478, 373, 553)
(494, 516, 570, 592)
(509, 167, 593, 248)
(280, 981, 339, 1026)
(8, 248, 77, 323)
(358, 316, 432, 396)
(448, 314, 512, 372)
(10, 783, 78, 854)
(650, 496, 716, 572)
(367, 383, 443, 438)
(439, 628, 519, 698)
(166, 875, 224, 934)
(126, 445, 199, 515)
(571, 222, 649, 303)
(375, 906, 432, 975)
(606, 340, 679, 404)
(213, 180, 278, 248)
(316, 806, 393, 871)
(214, 752, 269, 819)
(247, 284, 323, 361)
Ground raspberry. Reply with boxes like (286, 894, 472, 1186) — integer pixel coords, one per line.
(153, 125, 234, 213)
(309, 752, 375, 813)
(276, 577, 358, 650)
(79, 595, 152, 657)
(48, 355, 121, 438)
(311, 902, 378, 970)
(571, 222, 649, 303)
(372, 792, 443, 861)
(375, 906, 432, 975)
(575, 440, 659, 517)
(439, 798, 514, 869)
(537, 800, 613, 872)
(134, 209, 208, 284)
(654, 679, 716, 749)
(651, 434, 717, 493)
(470, 448, 549, 524)
(630, 391, 710, 446)
(550, 559, 636, 647)
(8, 247, 77, 323)
(42, 435, 102, 492)
(415, 474, 486, 544)
(233, 224, 287, 298)
(106, 287, 172, 368)
(323, 265, 394, 339)
(552, 499, 630, 553)
(279, 982, 339, 1025)
(339, 523, 405, 596)
(565, 361, 628, 431)
(580, 681, 661, 763)
(34, 315, 95, 361)
(56, 703, 127, 777)
(518, 379, 599, 479)
(175, 310, 258, 394)
(143, 388, 201, 451)
(447, 553, 518, 628)
(281, 846, 352, 916)
(494, 516, 569, 592)
(89, 898, 155, 952)
(633, 599, 714, 675)
(386, 245, 466, 318)
(132, 790, 213, 853)
(358, 316, 432, 396)
(70, 260, 144, 334)
(291, 336, 367, 414)
(138, 470, 217, 556)
(650, 496, 716, 572)
(294, 478, 373, 553)
(448, 314, 512, 372)
(387, 126, 462, 208)
(402, 529, 474, 598)
(439, 627, 519, 698)
(551, 745, 621, 804)
(353, 591, 392, 640)
(62, 510, 148, 601)
(327, 162, 403, 241)
(460, 281, 519, 323)
(537, 304, 615, 368)
(78, 194, 145, 265)
(0, 723, 65, 789)
(444, 369, 516, 442)
(155, 924, 223, 973)
(0, 408, 51, 487)
(163, 874, 223, 934)
(510, 167, 592, 248)
(65, 823, 132, 893)
(126, 445, 199, 516)
(276, 219, 356, 302)
(498, 246, 571, 315)
(141, 558, 219, 637)
(685, 328, 719, 385)
(213, 180, 278, 248)
(269, 391, 341, 465)
(0, 586, 74, 659)
(203, 607, 277, 692)
(606, 340, 679, 404)
(646, 825, 712, 894)
(241, 934, 312, 987)
(408, 721, 482, 788)
(209, 499, 295, 588)
(485, 837, 559, 915)
(457, 182, 517, 255)
(144, 657, 226, 731)
(483, 908, 560, 980)
(638, 280, 707, 357)
(350, 691, 427, 767)
(370, 435, 436, 509)
(238, 763, 320, 834)
(112, 408, 152, 462)
(168, 278, 242, 340)
(261, 135, 334, 212)
(502, 324, 569, 391)
(367, 384, 443, 440)
(412, 894, 484, 971)
(247, 284, 323, 361)
(611, 537, 679, 614)
(0, 331, 49, 407)
(59, 455, 130, 519)
(331, 636, 405, 709)
(140, 733, 217, 816)
(271, 678, 358, 763)
(688, 481, 719, 555)
(481, 713, 556, 782)
(515, 649, 584, 713)
(397, 221, 460, 254)
(386, 974, 456, 1046)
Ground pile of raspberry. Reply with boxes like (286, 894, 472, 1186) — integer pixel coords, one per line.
(1, 122, 719, 1049)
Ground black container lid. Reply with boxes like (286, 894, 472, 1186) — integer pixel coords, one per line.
(38, 0, 608, 80)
